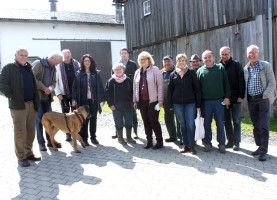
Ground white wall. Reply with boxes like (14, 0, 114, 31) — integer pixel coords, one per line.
(0, 21, 126, 68)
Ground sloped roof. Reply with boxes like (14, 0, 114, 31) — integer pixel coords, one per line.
(0, 8, 123, 26)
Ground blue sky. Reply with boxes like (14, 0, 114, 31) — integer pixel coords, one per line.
(0, 0, 115, 15)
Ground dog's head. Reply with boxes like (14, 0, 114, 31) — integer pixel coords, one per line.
(76, 105, 91, 119)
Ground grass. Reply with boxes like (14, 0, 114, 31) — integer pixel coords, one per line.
(102, 104, 277, 134)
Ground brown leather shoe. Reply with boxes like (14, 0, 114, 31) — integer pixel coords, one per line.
(180, 146, 190, 153)
(190, 148, 197, 155)
(26, 155, 41, 161)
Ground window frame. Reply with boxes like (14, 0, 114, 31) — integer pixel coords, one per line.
(143, 0, 151, 16)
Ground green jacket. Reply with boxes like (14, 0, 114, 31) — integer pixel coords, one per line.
(0, 61, 40, 111)
(32, 59, 56, 101)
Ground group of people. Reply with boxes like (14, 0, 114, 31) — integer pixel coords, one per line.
(0, 44, 275, 167)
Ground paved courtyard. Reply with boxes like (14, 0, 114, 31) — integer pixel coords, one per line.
(0, 94, 277, 200)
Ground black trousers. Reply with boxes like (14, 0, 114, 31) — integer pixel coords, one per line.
(79, 99, 98, 141)
(248, 96, 270, 154)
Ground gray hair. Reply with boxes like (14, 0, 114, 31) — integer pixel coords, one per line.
(247, 45, 259, 54)
(15, 47, 28, 55)
(202, 50, 213, 58)
(112, 62, 126, 71)
(62, 49, 71, 55)
(48, 51, 64, 61)
(219, 46, 231, 54)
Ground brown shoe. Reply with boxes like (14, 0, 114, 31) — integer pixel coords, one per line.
(26, 155, 41, 161)
(190, 148, 197, 155)
(180, 146, 190, 153)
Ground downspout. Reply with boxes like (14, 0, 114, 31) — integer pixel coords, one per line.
(268, 0, 273, 117)
(268, 0, 273, 65)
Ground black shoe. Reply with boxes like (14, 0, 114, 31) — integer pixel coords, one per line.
(83, 141, 90, 146)
(144, 142, 153, 149)
(153, 142, 163, 150)
(233, 143, 240, 151)
(66, 133, 72, 141)
(258, 153, 267, 161)
(18, 159, 30, 167)
(26, 155, 41, 161)
(47, 143, 62, 148)
(225, 143, 233, 148)
(39, 144, 47, 151)
(165, 138, 177, 142)
(112, 134, 118, 139)
(91, 138, 99, 145)
(251, 148, 261, 156)
(179, 140, 183, 145)
(134, 134, 139, 139)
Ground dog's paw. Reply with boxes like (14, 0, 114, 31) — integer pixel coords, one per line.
(53, 148, 59, 151)
(75, 149, 81, 153)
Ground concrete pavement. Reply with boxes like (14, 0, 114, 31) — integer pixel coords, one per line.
(0, 94, 277, 200)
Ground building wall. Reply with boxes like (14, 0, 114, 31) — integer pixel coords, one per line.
(0, 22, 126, 68)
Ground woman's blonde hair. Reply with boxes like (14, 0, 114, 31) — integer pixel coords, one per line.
(176, 53, 188, 62)
(137, 51, 155, 68)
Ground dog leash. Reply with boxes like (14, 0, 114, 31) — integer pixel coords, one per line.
(74, 110, 85, 126)
(63, 113, 71, 133)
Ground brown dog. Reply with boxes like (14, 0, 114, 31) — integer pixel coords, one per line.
(41, 105, 90, 153)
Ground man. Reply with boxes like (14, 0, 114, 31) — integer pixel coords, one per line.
(197, 50, 231, 153)
(55, 49, 80, 141)
(0, 47, 41, 167)
(189, 54, 202, 71)
(244, 45, 276, 161)
(112, 47, 139, 139)
(220, 46, 245, 151)
(32, 51, 63, 151)
(161, 55, 181, 144)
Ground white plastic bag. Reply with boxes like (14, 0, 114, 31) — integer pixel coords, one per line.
(195, 110, 205, 141)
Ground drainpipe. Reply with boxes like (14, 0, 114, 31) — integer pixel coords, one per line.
(268, 0, 273, 65)
(268, 0, 273, 117)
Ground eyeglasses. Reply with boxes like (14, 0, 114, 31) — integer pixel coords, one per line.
(220, 53, 230, 57)
(139, 58, 148, 62)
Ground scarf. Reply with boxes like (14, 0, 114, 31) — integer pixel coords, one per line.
(112, 74, 127, 83)
(176, 64, 189, 77)
(60, 59, 79, 98)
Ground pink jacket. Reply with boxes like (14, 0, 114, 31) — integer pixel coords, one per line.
(133, 65, 164, 103)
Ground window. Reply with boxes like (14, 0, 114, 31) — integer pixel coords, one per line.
(143, 0, 151, 16)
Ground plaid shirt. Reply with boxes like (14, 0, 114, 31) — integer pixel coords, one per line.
(248, 61, 263, 96)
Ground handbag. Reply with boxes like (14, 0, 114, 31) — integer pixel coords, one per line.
(194, 110, 205, 141)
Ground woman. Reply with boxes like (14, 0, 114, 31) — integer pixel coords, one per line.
(133, 51, 164, 149)
(72, 54, 105, 146)
(168, 53, 201, 154)
(105, 62, 136, 144)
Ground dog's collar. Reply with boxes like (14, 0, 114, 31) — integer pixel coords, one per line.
(74, 111, 86, 125)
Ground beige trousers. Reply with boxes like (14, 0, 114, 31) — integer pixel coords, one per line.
(10, 101, 37, 161)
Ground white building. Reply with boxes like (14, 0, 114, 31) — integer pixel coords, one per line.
(0, 8, 126, 83)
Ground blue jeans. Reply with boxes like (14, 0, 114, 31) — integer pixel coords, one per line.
(224, 103, 241, 144)
(248, 97, 269, 154)
(202, 99, 226, 145)
(36, 99, 52, 144)
(173, 103, 196, 148)
(112, 108, 133, 130)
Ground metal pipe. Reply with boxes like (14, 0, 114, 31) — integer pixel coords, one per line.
(268, 0, 273, 65)
(32, 38, 125, 42)
(268, 0, 273, 117)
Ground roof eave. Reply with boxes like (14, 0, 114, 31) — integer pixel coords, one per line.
(0, 18, 124, 26)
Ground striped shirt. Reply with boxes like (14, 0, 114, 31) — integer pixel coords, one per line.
(248, 61, 263, 96)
